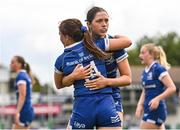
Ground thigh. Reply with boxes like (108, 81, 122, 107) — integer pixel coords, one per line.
(12, 123, 30, 130)
(140, 120, 164, 129)
(118, 112, 123, 127)
(98, 127, 122, 130)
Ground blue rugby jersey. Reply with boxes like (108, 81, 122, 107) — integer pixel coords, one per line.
(141, 61, 168, 105)
(54, 39, 112, 97)
(105, 35, 129, 93)
(105, 49, 128, 93)
(15, 70, 33, 113)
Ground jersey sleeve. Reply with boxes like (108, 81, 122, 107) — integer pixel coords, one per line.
(54, 55, 64, 74)
(96, 38, 110, 51)
(154, 64, 168, 81)
(16, 73, 27, 86)
(113, 49, 128, 63)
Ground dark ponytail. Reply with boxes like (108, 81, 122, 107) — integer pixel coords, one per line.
(14, 56, 35, 85)
(59, 18, 110, 59)
(24, 62, 31, 75)
(82, 27, 110, 59)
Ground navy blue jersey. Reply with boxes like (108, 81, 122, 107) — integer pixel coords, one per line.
(141, 62, 168, 105)
(54, 39, 112, 97)
(105, 49, 128, 93)
(15, 70, 35, 126)
(141, 62, 168, 125)
(105, 35, 128, 94)
(15, 70, 33, 113)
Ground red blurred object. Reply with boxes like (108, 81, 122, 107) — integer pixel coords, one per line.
(0, 104, 61, 115)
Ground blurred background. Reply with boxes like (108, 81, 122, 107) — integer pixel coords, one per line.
(0, 0, 180, 129)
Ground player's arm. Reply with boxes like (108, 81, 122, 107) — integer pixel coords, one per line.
(54, 72, 64, 89)
(55, 64, 92, 88)
(108, 58, 131, 86)
(155, 73, 176, 100)
(103, 58, 131, 87)
(135, 88, 145, 119)
(85, 58, 131, 90)
(149, 73, 176, 110)
(108, 36, 132, 51)
(15, 82, 26, 124)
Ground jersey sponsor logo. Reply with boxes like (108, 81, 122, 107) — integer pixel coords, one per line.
(78, 52, 84, 57)
(105, 56, 115, 65)
(73, 121, 85, 128)
(147, 72, 153, 80)
(66, 54, 93, 66)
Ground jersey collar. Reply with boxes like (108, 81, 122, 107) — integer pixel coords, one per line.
(145, 61, 157, 73)
(65, 40, 83, 49)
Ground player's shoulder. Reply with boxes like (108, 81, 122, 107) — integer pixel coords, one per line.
(153, 62, 166, 70)
(152, 62, 167, 77)
(16, 70, 27, 80)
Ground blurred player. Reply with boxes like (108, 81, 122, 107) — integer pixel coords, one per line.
(135, 43, 176, 129)
(10, 56, 35, 130)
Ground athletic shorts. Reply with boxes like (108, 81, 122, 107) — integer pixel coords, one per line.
(112, 93, 123, 112)
(70, 94, 121, 129)
(20, 107, 35, 127)
(142, 103, 167, 126)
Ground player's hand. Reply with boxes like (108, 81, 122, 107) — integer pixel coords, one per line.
(14, 112, 20, 125)
(72, 64, 92, 80)
(148, 97, 160, 110)
(85, 73, 107, 90)
(135, 104, 143, 119)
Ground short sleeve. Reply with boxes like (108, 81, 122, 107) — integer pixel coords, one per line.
(154, 64, 168, 81)
(16, 73, 27, 86)
(113, 49, 128, 63)
(96, 38, 110, 51)
(54, 55, 64, 74)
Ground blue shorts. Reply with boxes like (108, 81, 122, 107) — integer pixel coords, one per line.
(142, 103, 167, 126)
(112, 93, 123, 112)
(70, 94, 121, 129)
(20, 107, 35, 127)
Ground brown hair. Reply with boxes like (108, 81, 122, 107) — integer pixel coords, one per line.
(14, 55, 35, 84)
(59, 18, 109, 59)
(86, 6, 108, 23)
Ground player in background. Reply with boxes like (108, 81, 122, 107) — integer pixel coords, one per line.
(10, 56, 35, 130)
(135, 43, 176, 129)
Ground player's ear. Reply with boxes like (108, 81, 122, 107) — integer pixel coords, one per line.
(86, 22, 91, 31)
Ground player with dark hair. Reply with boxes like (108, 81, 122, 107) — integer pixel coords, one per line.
(10, 55, 35, 130)
(54, 18, 131, 129)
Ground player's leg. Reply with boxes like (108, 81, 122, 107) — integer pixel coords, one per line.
(140, 120, 163, 129)
(12, 123, 30, 130)
(117, 112, 123, 127)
